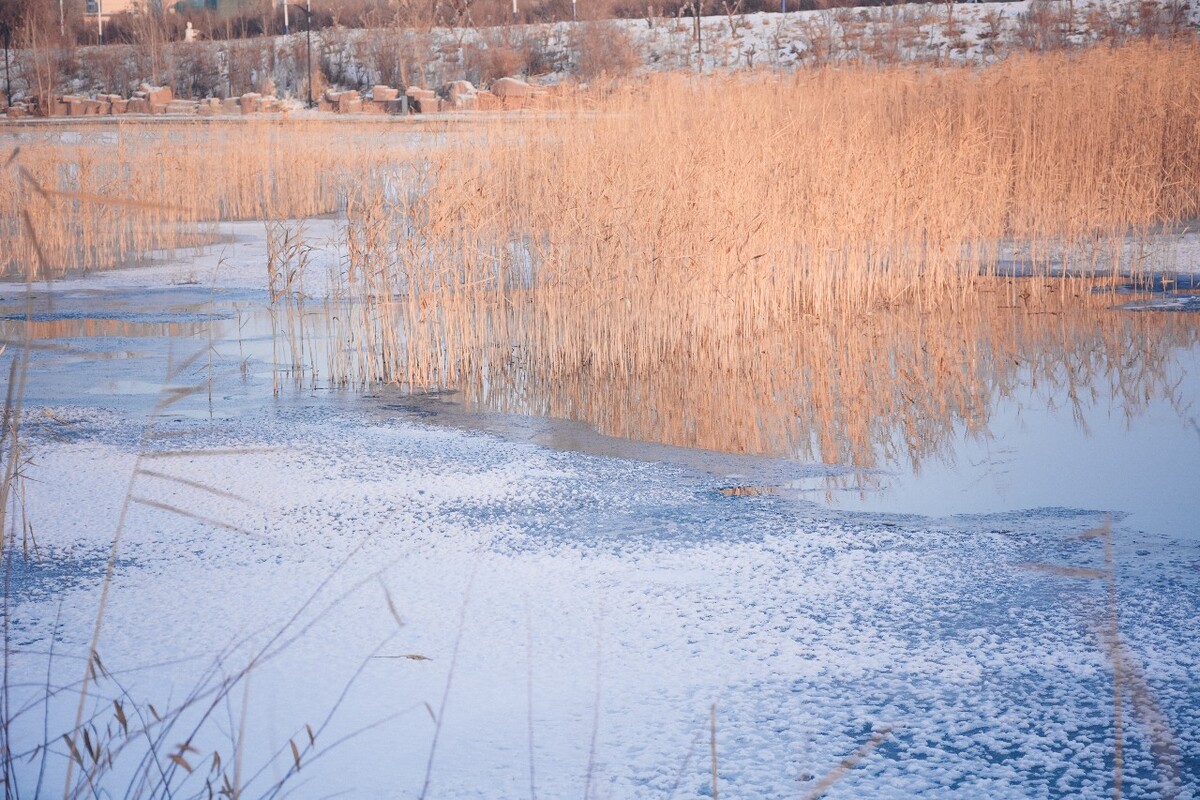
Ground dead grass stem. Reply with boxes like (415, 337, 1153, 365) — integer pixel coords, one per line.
(1, 118, 413, 278)
(303, 41, 1200, 472)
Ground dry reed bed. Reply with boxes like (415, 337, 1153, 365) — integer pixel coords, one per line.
(302, 268, 1197, 466)
(293, 42, 1200, 466)
(1, 119, 417, 278)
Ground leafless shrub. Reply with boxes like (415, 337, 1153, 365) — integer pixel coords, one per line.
(526, 29, 568, 75)
(1133, 0, 1194, 38)
(317, 26, 352, 87)
(463, 29, 538, 84)
(1015, 0, 1069, 52)
(796, 11, 840, 65)
(571, 21, 641, 80)
(77, 44, 137, 95)
(225, 38, 269, 97)
(977, 8, 1006, 57)
(168, 41, 222, 98)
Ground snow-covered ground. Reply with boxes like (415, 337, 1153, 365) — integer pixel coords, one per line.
(227, 0, 1200, 90)
(258, 0, 1200, 95)
(28, 0, 1199, 104)
(2, 221, 1199, 797)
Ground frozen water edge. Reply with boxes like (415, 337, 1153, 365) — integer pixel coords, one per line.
(6, 397, 1200, 798)
(2, 221, 1198, 797)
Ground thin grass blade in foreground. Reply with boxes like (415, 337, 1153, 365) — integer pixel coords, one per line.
(1021, 518, 1184, 799)
(801, 727, 893, 800)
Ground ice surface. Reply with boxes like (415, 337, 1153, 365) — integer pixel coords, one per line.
(1, 221, 1198, 798)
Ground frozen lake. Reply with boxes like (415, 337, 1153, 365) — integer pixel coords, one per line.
(1, 222, 1197, 798)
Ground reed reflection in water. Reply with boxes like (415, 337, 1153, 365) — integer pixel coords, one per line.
(288, 270, 1197, 472)
(0, 316, 209, 341)
(454, 283, 1198, 470)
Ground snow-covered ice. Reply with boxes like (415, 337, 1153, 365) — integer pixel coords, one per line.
(1, 221, 1198, 798)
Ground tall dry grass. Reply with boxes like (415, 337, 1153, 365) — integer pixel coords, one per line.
(1, 119, 415, 278)
(301, 258, 1198, 466)
(299, 41, 1200, 465)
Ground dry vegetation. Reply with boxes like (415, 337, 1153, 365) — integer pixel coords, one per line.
(1, 119, 414, 277)
(4, 41, 1199, 467)
(265, 41, 1200, 464)
(281, 245, 1198, 467)
(1, 39, 1196, 799)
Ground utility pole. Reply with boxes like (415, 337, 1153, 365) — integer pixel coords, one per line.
(283, 0, 290, 35)
(288, 3, 314, 107)
(1, 23, 10, 111)
(512, 0, 518, 24)
(97, 0, 104, 42)
(305, 0, 313, 108)
(572, 0, 576, 20)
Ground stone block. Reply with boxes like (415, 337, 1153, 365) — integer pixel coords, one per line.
(145, 85, 173, 105)
(442, 80, 477, 107)
(126, 98, 150, 114)
(490, 77, 532, 98)
(372, 85, 399, 102)
(336, 90, 361, 113)
(414, 96, 442, 113)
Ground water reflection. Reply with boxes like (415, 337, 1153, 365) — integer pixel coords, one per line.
(448, 280, 1198, 471)
(0, 316, 208, 340)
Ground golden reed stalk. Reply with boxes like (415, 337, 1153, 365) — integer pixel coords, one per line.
(2, 118, 414, 278)
(315, 41, 1200, 468)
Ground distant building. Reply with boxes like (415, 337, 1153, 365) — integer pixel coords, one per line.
(83, 0, 259, 16)
(84, 0, 139, 16)
(172, 0, 262, 13)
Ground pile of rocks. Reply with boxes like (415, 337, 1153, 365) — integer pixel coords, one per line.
(3, 84, 175, 118)
(404, 87, 442, 113)
(400, 79, 549, 113)
(227, 93, 288, 114)
(2, 76, 558, 121)
(318, 87, 409, 114)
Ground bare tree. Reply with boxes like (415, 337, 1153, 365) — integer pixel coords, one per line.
(681, 0, 705, 70)
(721, 0, 742, 36)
